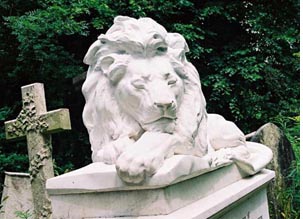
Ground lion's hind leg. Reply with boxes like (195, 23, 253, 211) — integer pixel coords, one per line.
(207, 114, 246, 151)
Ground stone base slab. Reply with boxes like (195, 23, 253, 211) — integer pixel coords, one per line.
(85, 170, 274, 219)
(47, 155, 229, 194)
(211, 187, 269, 219)
(48, 163, 274, 218)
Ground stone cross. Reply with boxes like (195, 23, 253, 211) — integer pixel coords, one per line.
(4, 83, 71, 219)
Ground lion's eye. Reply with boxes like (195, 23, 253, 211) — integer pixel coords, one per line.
(168, 79, 177, 85)
(131, 80, 145, 89)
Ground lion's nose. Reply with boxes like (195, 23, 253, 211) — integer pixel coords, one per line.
(154, 101, 174, 110)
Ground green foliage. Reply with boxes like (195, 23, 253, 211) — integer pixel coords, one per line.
(0, 153, 28, 173)
(1, 1, 298, 122)
(53, 159, 74, 176)
(272, 115, 300, 218)
(199, 1, 299, 132)
(0, 153, 28, 200)
(0, 107, 12, 121)
(15, 210, 32, 219)
(273, 115, 300, 159)
(277, 160, 300, 219)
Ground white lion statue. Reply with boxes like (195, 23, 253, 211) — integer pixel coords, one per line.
(82, 16, 272, 184)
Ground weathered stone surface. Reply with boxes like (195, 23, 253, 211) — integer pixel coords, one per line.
(251, 122, 295, 218)
(47, 166, 274, 219)
(210, 186, 270, 219)
(0, 172, 33, 219)
(47, 155, 219, 194)
(4, 83, 72, 219)
(85, 187, 271, 219)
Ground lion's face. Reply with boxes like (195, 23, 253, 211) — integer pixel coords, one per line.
(114, 57, 184, 133)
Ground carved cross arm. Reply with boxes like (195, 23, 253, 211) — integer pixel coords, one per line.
(5, 108, 71, 140)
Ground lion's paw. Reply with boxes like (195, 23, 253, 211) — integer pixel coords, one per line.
(94, 143, 121, 164)
(116, 151, 164, 184)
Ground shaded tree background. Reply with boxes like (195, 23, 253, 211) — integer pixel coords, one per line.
(0, 0, 299, 218)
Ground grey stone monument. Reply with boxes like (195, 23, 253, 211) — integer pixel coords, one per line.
(4, 83, 71, 219)
(0, 172, 33, 219)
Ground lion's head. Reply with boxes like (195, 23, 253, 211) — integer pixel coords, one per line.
(114, 56, 185, 134)
(82, 16, 208, 162)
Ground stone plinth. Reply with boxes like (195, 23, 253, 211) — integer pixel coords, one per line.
(46, 156, 274, 219)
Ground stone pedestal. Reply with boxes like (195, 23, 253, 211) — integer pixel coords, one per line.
(0, 172, 33, 219)
(46, 156, 274, 219)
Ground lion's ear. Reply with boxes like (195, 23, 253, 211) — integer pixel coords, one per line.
(83, 40, 102, 65)
(100, 56, 115, 72)
(108, 64, 127, 85)
(100, 56, 127, 85)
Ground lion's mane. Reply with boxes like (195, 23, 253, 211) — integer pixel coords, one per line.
(82, 16, 208, 161)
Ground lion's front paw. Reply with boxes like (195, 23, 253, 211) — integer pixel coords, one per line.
(93, 143, 121, 164)
(92, 137, 134, 164)
(116, 151, 164, 184)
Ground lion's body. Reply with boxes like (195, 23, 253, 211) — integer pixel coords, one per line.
(81, 16, 244, 183)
